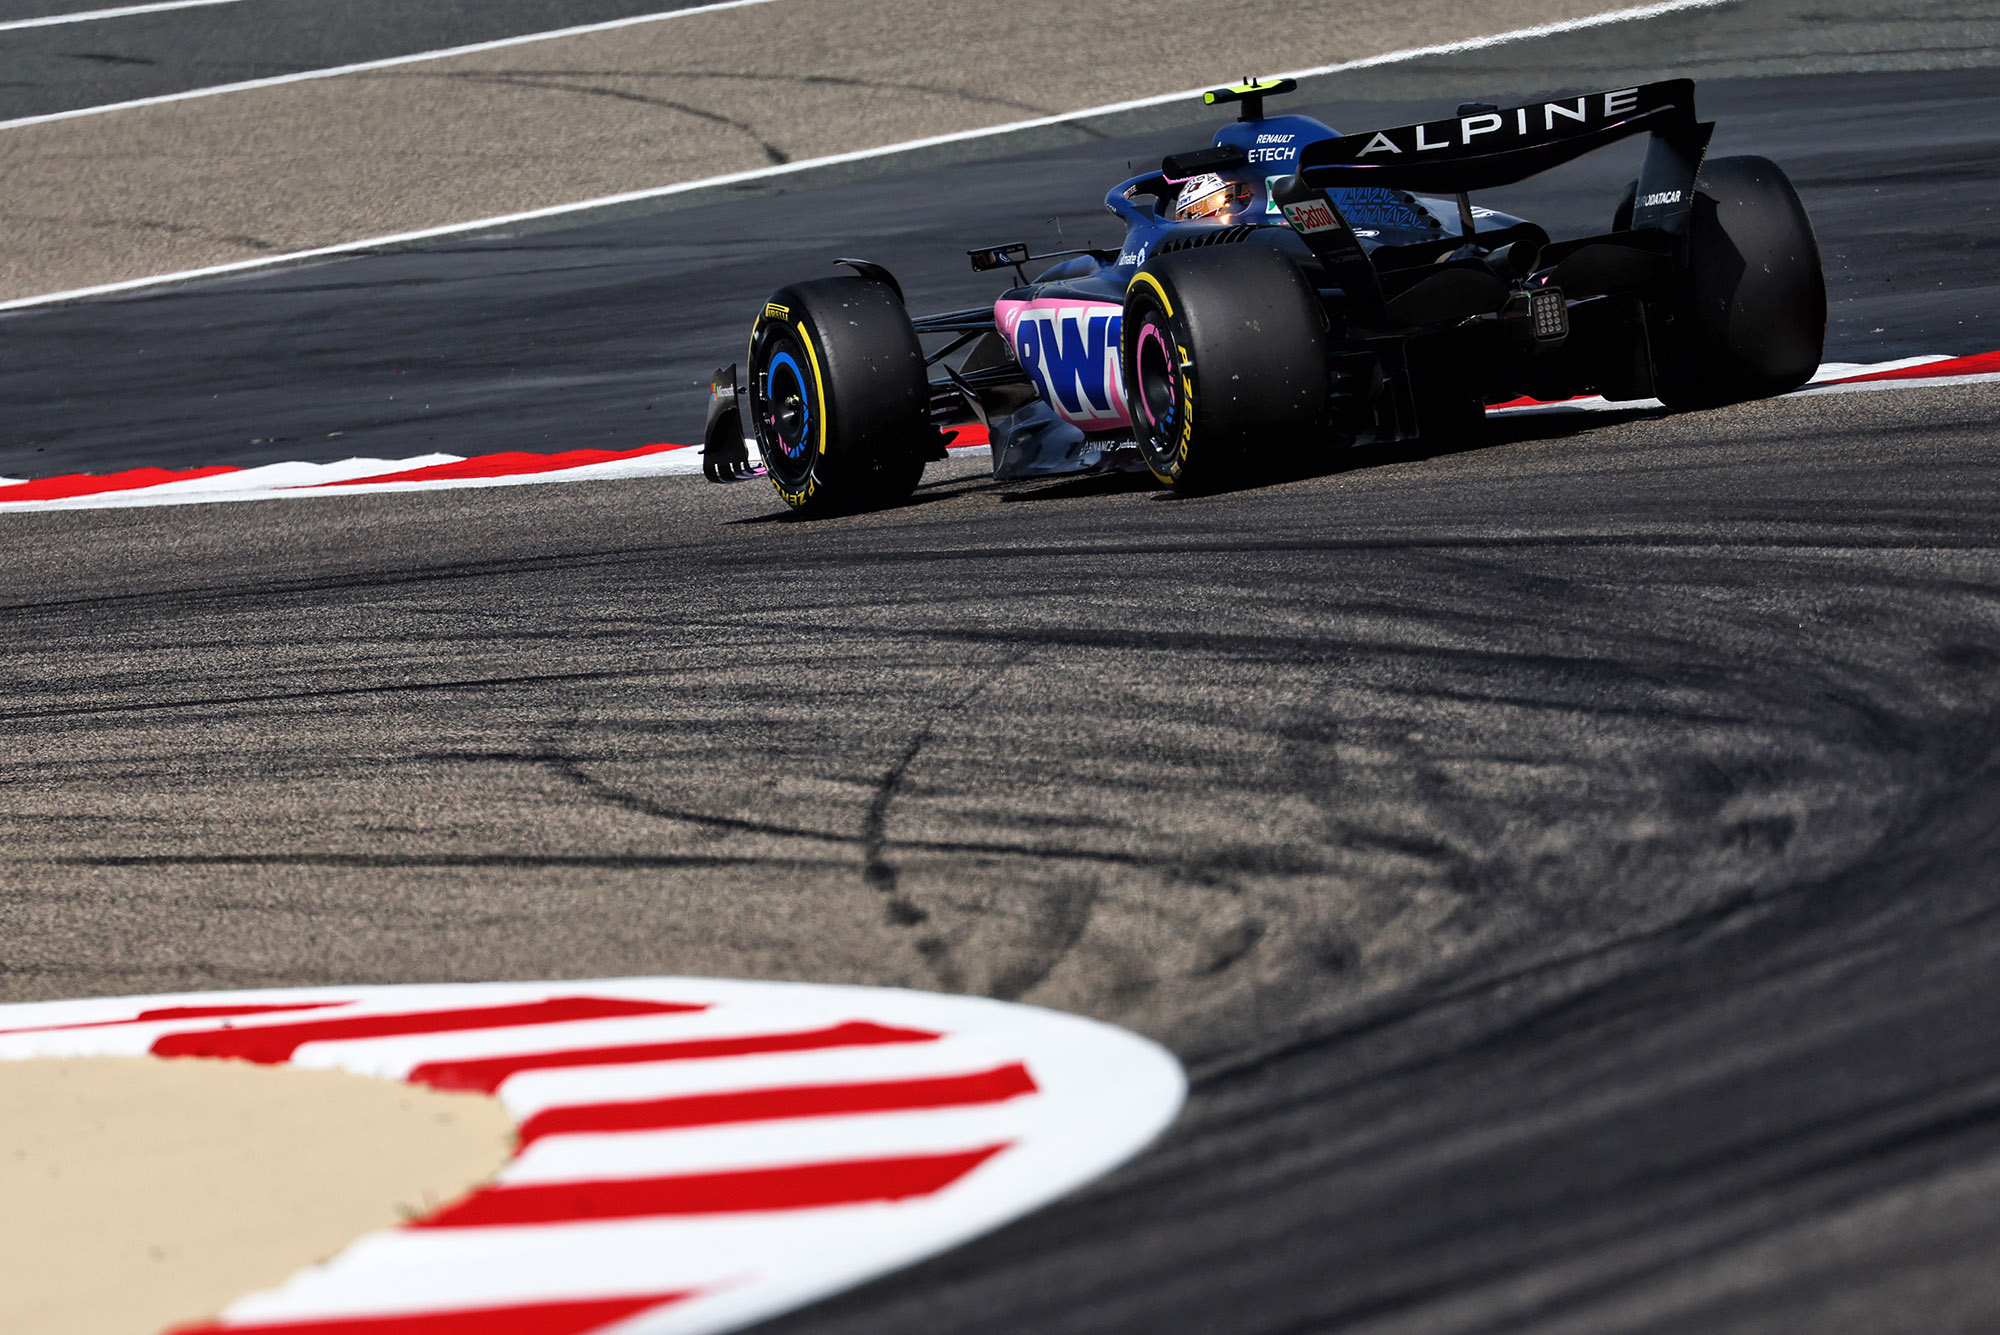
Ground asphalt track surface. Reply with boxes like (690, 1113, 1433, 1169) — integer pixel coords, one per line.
(0, 0, 726, 120)
(7, 12, 2000, 1335)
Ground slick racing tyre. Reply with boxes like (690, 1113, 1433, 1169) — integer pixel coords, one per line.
(1121, 246, 1330, 491)
(747, 277, 929, 515)
(1651, 155, 1826, 411)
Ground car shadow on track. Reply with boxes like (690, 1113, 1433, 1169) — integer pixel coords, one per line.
(996, 471, 1162, 503)
(990, 405, 1673, 504)
(1343, 404, 1672, 471)
(722, 405, 1672, 518)
(724, 471, 991, 523)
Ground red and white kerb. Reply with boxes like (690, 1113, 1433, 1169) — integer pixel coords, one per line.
(1487, 349, 2000, 412)
(4, 352, 1990, 514)
(0, 977, 1185, 1335)
(0, 432, 993, 512)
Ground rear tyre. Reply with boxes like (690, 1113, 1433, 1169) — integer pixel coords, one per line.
(1121, 246, 1330, 491)
(748, 277, 929, 515)
(1652, 155, 1826, 411)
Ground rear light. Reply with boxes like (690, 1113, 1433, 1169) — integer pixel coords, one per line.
(1529, 288, 1570, 341)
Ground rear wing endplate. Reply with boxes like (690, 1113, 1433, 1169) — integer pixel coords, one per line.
(1298, 80, 1713, 231)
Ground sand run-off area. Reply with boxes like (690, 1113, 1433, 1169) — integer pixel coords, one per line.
(0, 1055, 513, 1335)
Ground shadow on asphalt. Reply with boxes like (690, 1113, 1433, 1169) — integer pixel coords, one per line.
(718, 404, 1682, 519)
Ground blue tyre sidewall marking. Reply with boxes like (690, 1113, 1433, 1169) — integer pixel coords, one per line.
(765, 349, 812, 462)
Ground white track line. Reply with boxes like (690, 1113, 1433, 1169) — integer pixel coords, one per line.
(0, 0, 1729, 314)
(0, 0, 244, 32)
(0, 0, 788, 131)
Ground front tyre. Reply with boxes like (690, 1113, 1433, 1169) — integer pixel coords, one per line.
(1653, 155, 1826, 411)
(1121, 246, 1331, 491)
(748, 277, 928, 515)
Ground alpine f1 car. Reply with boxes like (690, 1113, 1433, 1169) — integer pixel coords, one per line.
(702, 77, 1825, 512)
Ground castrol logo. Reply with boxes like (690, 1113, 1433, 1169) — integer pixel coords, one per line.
(1282, 198, 1340, 234)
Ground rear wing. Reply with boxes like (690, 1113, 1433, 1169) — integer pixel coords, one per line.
(1297, 80, 1713, 232)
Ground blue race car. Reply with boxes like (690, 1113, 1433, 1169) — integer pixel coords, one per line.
(703, 78, 1824, 512)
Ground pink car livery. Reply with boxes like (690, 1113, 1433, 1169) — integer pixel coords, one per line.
(994, 297, 1131, 431)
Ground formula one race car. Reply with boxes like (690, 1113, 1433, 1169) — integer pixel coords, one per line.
(702, 77, 1824, 512)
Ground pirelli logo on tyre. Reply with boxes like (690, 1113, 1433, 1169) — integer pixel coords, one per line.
(764, 302, 790, 320)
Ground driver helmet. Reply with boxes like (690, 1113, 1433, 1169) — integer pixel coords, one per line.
(1175, 172, 1251, 222)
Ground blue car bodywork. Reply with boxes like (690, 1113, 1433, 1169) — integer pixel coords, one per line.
(952, 106, 1535, 478)
(707, 78, 1750, 490)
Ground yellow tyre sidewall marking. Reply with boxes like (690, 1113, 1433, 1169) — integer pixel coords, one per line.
(1176, 343, 1196, 466)
(797, 325, 830, 457)
(750, 309, 825, 509)
(1127, 270, 1174, 318)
